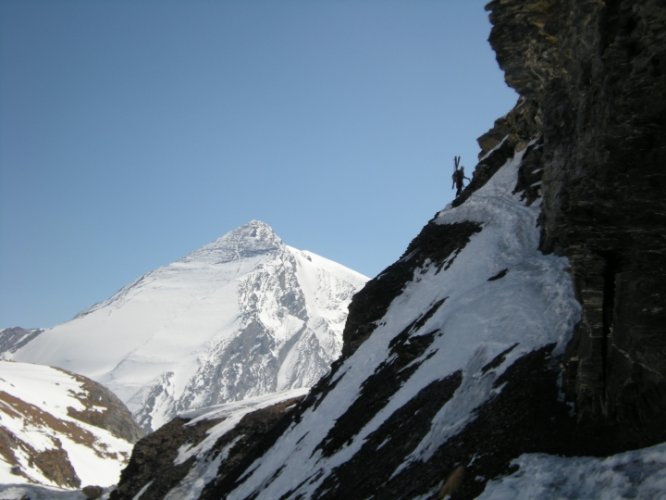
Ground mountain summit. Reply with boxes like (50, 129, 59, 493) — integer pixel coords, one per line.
(185, 220, 284, 263)
(14, 221, 368, 431)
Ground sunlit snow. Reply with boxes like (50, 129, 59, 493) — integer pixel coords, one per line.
(0, 361, 133, 488)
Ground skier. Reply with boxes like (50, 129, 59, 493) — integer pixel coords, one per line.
(451, 155, 470, 196)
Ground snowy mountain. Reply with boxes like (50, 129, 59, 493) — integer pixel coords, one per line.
(207, 144, 582, 499)
(0, 361, 141, 493)
(13, 221, 367, 431)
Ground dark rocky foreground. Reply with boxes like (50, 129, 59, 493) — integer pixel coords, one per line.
(111, 395, 304, 499)
(112, 0, 666, 498)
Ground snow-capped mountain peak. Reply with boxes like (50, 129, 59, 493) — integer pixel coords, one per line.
(13, 221, 367, 432)
(186, 220, 284, 264)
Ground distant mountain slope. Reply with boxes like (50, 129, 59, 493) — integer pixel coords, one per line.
(14, 221, 367, 431)
(0, 361, 141, 491)
(0, 328, 43, 358)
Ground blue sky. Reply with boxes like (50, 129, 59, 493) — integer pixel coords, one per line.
(0, 0, 516, 328)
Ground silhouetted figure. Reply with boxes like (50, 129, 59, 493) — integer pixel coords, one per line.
(452, 155, 470, 196)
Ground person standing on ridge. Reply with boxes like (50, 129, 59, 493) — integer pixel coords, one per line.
(452, 155, 470, 196)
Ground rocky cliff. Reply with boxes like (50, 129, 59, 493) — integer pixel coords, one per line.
(111, 1, 666, 498)
(487, 0, 666, 449)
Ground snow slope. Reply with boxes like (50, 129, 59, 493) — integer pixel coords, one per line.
(213, 145, 582, 498)
(0, 361, 135, 489)
(14, 221, 367, 431)
(479, 443, 666, 500)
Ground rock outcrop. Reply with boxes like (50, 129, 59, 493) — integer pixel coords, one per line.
(110, 390, 306, 499)
(487, 0, 666, 449)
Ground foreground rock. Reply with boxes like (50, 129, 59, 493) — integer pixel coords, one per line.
(111, 390, 307, 499)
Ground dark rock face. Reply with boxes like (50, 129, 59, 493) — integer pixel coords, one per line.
(112, 395, 304, 499)
(200, 397, 305, 498)
(110, 416, 216, 499)
(488, 0, 666, 449)
(32, 448, 80, 489)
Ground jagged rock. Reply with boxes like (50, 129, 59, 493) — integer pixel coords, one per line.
(110, 416, 216, 499)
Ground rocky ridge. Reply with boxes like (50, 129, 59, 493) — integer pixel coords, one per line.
(0, 328, 43, 358)
(115, 140, 582, 499)
(0, 361, 142, 493)
(110, 390, 306, 500)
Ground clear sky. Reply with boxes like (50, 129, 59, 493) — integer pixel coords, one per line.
(0, 0, 517, 328)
